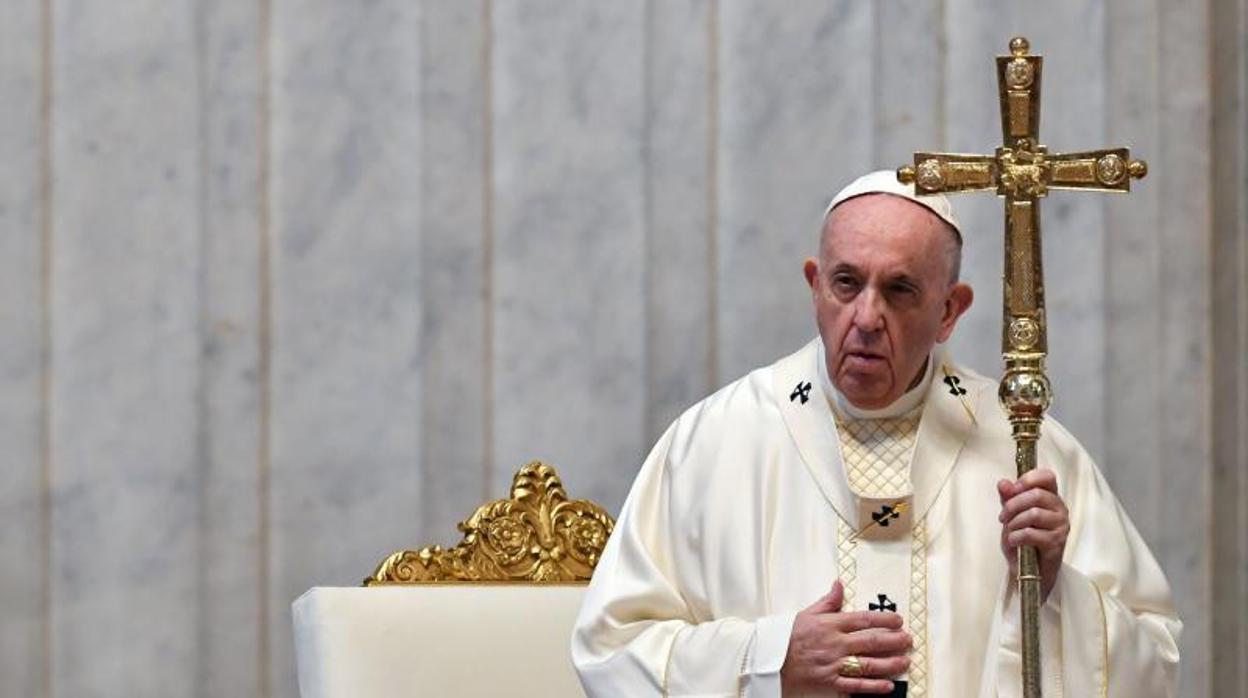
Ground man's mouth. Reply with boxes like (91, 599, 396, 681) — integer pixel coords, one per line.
(843, 350, 886, 367)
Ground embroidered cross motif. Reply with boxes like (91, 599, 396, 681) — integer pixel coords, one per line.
(869, 593, 897, 613)
(942, 374, 967, 396)
(871, 504, 901, 527)
(789, 381, 812, 404)
(850, 501, 908, 542)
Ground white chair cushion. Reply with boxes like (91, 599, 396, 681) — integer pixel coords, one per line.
(293, 586, 587, 698)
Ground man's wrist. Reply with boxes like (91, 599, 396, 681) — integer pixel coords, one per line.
(751, 612, 799, 677)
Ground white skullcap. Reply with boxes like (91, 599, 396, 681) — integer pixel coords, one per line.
(823, 169, 961, 240)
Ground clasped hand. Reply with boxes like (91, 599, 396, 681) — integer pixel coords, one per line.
(998, 468, 1070, 601)
(780, 580, 911, 694)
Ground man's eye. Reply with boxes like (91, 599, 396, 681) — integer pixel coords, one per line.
(832, 276, 858, 289)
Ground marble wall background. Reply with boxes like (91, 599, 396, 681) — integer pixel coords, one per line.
(1, 1, 1244, 696)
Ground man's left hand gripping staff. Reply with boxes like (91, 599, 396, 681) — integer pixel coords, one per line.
(998, 468, 1071, 602)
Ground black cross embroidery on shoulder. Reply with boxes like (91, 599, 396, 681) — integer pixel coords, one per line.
(871, 504, 901, 527)
(789, 381, 813, 404)
(942, 374, 967, 396)
(869, 593, 897, 613)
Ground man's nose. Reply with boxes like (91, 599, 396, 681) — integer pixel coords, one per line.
(853, 289, 886, 333)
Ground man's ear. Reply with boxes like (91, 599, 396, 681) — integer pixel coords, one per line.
(803, 258, 819, 291)
(937, 282, 974, 342)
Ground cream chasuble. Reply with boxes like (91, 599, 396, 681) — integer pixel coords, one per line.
(572, 339, 1180, 698)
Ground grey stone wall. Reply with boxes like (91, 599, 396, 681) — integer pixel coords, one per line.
(0, 1, 1243, 696)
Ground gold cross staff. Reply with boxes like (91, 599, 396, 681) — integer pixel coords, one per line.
(896, 36, 1146, 698)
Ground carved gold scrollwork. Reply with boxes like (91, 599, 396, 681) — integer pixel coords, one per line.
(365, 462, 615, 584)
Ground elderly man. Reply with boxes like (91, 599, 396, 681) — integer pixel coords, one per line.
(571, 171, 1181, 697)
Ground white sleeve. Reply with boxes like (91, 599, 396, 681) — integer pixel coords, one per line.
(571, 425, 796, 698)
(989, 425, 1182, 697)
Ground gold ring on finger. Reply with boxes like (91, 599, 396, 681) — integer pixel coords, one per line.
(840, 655, 865, 678)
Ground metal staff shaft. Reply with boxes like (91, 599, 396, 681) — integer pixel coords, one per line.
(1000, 354, 1049, 698)
(999, 194, 1052, 698)
(1016, 442, 1044, 697)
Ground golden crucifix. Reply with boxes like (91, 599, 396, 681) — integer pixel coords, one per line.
(897, 36, 1146, 697)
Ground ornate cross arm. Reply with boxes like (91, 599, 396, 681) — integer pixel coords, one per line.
(899, 147, 1147, 198)
(1045, 149, 1147, 192)
(900, 153, 997, 194)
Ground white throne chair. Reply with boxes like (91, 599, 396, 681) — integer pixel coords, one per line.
(292, 462, 614, 698)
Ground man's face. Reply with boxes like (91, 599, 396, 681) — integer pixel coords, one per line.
(804, 194, 973, 410)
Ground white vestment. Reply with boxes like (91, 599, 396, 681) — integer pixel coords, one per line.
(571, 339, 1180, 697)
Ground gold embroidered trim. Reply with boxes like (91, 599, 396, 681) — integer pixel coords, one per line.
(908, 519, 929, 696)
(661, 624, 753, 698)
(735, 632, 751, 698)
(850, 500, 909, 542)
(1093, 579, 1109, 698)
(837, 518, 858, 610)
(940, 364, 979, 426)
(661, 624, 683, 698)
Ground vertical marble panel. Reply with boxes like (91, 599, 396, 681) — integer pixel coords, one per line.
(49, 1, 202, 695)
(941, 0, 1009, 380)
(1156, 2, 1214, 694)
(196, 2, 263, 696)
(491, 2, 646, 512)
(872, 0, 944, 167)
(419, 0, 490, 536)
(717, 1, 875, 381)
(1209, 0, 1247, 691)
(1232, 4, 1247, 684)
(1004, 4, 1109, 461)
(268, 2, 423, 696)
(1104, 0, 1164, 542)
(644, 0, 714, 443)
(0, 2, 46, 696)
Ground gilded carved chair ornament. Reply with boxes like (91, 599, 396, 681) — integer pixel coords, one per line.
(365, 462, 615, 585)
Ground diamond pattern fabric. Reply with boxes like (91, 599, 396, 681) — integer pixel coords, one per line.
(835, 407, 922, 497)
(836, 519, 858, 610)
(909, 520, 929, 696)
